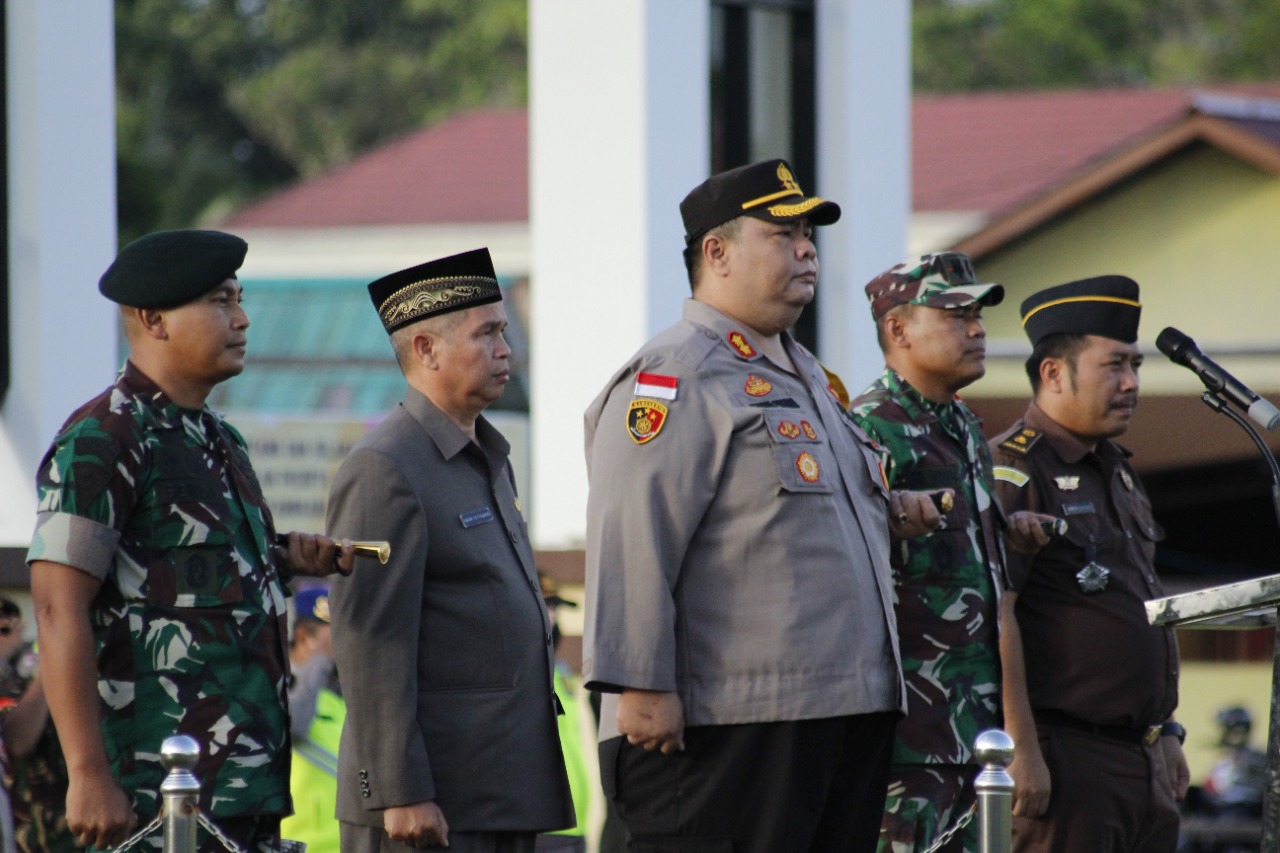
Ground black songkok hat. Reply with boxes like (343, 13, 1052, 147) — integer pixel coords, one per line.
(367, 248, 503, 335)
(679, 158, 841, 247)
(1021, 275, 1142, 346)
(98, 230, 248, 309)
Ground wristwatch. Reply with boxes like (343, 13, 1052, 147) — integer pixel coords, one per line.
(1159, 721, 1186, 745)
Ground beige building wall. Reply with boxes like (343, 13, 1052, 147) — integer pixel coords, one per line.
(968, 144, 1280, 399)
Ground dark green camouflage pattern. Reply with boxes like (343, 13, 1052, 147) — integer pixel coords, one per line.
(27, 362, 291, 822)
(850, 369, 1005, 766)
(0, 644, 80, 853)
(864, 252, 1003, 321)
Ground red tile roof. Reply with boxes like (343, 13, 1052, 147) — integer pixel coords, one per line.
(224, 86, 1280, 229)
(915, 85, 1280, 216)
(225, 110, 529, 227)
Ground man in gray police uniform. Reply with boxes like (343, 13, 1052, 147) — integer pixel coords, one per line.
(583, 159, 943, 852)
(327, 248, 573, 853)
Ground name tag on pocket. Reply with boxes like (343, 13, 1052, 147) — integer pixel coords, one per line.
(459, 507, 496, 528)
(1061, 501, 1095, 516)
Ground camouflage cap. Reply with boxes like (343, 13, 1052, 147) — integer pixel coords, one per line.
(680, 158, 841, 246)
(865, 252, 1004, 321)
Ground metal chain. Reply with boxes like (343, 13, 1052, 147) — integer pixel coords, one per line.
(106, 815, 164, 853)
(106, 810, 252, 853)
(197, 811, 250, 853)
(919, 801, 978, 853)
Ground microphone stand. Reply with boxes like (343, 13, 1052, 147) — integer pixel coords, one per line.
(1196, 388, 1280, 850)
(1197, 390, 1280, 530)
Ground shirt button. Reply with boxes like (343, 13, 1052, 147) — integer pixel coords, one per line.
(545, 632, 553, 645)
(510, 529, 519, 544)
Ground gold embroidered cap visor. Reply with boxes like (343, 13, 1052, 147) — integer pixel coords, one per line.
(367, 247, 503, 334)
(1020, 275, 1141, 346)
(679, 158, 841, 246)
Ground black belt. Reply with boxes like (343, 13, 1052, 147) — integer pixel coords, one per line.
(1035, 710, 1161, 746)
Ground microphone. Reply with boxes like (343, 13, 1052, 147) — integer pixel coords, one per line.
(1156, 327, 1280, 430)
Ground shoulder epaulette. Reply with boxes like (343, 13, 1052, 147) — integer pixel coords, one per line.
(999, 426, 1043, 455)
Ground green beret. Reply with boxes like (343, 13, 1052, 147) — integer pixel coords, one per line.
(99, 229, 248, 308)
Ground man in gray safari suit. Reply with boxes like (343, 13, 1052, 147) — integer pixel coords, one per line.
(327, 248, 574, 853)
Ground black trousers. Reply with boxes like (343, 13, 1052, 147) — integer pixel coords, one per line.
(599, 712, 897, 853)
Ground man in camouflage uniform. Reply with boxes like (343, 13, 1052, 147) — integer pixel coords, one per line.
(25, 230, 354, 853)
(850, 253, 1049, 853)
(0, 598, 79, 852)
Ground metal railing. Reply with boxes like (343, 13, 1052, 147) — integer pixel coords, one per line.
(921, 728, 1015, 853)
(110, 736, 248, 853)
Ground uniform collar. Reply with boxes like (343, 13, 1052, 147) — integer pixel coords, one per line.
(1023, 400, 1129, 465)
(401, 386, 509, 463)
(683, 299, 794, 365)
(880, 367, 975, 430)
(119, 360, 212, 436)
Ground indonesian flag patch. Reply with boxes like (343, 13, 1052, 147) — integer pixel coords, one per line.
(627, 399, 669, 444)
(634, 372, 678, 401)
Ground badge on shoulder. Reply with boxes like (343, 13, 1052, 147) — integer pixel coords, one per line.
(627, 399, 668, 445)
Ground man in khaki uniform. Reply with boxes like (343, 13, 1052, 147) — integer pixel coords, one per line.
(583, 159, 942, 853)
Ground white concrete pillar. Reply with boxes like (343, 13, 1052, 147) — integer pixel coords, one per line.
(815, 0, 911, 393)
(529, 0, 710, 548)
(1, 1, 117, 544)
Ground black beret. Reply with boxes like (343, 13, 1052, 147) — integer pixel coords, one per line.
(680, 158, 841, 247)
(1021, 275, 1142, 346)
(367, 247, 502, 334)
(99, 230, 248, 309)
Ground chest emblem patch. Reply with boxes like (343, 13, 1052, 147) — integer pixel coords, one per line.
(744, 374, 773, 397)
(796, 451, 820, 483)
(801, 421, 818, 440)
(728, 331, 758, 359)
(1054, 476, 1080, 491)
(777, 421, 801, 439)
(627, 399, 668, 444)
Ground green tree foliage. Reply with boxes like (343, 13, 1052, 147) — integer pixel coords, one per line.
(913, 0, 1280, 92)
(114, 0, 527, 241)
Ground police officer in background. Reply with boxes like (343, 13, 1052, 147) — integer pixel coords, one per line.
(26, 230, 354, 852)
(584, 159, 943, 853)
(990, 276, 1189, 852)
(850, 253, 1050, 852)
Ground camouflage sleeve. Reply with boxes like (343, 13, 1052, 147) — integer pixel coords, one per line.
(847, 409, 907, 488)
(26, 420, 131, 580)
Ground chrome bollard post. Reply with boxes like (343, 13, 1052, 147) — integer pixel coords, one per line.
(159, 736, 202, 853)
(974, 729, 1015, 853)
